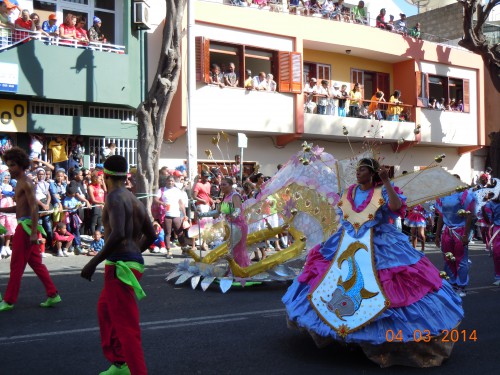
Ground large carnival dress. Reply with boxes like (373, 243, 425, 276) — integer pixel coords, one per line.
(282, 184, 464, 367)
(483, 200, 500, 281)
(221, 191, 251, 268)
(404, 204, 427, 228)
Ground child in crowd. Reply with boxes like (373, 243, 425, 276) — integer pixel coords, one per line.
(63, 186, 86, 255)
(53, 222, 74, 257)
(87, 229, 104, 256)
(150, 221, 166, 254)
(0, 170, 16, 258)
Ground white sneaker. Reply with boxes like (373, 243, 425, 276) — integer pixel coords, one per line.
(4, 246, 12, 256)
(57, 250, 64, 257)
(458, 289, 467, 297)
(62, 250, 69, 257)
(41, 252, 47, 258)
(493, 280, 500, 286)
(152, 246, 160, 253)
(159, 247, 167, 254)
(0, 247, 6, 258)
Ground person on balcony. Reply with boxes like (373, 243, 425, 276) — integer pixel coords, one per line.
(13, 9, 31, 42)
(395, 13, 408, 35)
(321, 0, 335, 20)
(253, 71, 268, 91)
(266, 73, 277, 92)
(304, 77, 318, 114)
(75, 16, 89, 45)
(41, 13, 58, 37)
(208, 64, 225, 88)
(328, 82, 341, 116)
(375, 8, 388, 29)
(387, 90, 403, 121)
(368, 90, 385, 120)
(409, 22, 421, 38)
(352, 1, 368, 25)
(89, 16, 106, 43)
(244, 69, 254, 90)
(348, 82, 362, 117)
(59, 13, 77, 41)
(332, 0, 350, 22)
(223, 62, 239, 88)
(338, 84, 349, 117)
(0, 1, 16, 49)
(316, 80, 330, 115)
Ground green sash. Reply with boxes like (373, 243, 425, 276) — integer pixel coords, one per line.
(105, 260, 146, 300)
(17, 219, 47, 237)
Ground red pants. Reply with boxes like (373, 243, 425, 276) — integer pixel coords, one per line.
(3, 224, 58, 304)
(98, 265, 147, 375)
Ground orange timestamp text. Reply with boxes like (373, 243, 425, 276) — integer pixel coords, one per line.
(385, 329, 477, 343)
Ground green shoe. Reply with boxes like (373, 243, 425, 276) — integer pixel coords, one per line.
(99, 363, 131, 375)
(0, 300, 14, 312)
(40, 294, 62, 308)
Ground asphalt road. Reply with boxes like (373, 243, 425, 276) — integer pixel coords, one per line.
(0, 242, 499, 375)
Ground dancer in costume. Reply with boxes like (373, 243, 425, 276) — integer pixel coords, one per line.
(435, 180, 476, 297)
(482, 193, 500, 286)
(0, 147, 61, 312)
(404, 204, 427, 252)
(199, 177, 250, 268)
(81, 155, 156, 375)
(283, 158, 463, 367)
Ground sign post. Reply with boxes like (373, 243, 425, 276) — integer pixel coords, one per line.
(237, 133, 247, 182)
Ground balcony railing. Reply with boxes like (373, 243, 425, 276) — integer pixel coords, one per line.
(0, 26, 125, 54)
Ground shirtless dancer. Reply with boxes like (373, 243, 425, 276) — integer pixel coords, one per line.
(0, 147, 61, 312)
(81, 155, 156, 375)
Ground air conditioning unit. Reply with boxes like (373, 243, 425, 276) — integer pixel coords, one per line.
(134, 1, 151, 29)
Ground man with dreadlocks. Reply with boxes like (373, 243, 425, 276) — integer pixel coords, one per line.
(81, 155, 156, 375)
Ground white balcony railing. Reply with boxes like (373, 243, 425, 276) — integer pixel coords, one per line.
(0, 26, 125, 54)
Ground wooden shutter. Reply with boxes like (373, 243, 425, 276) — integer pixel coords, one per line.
(278, 52, 302, 93)
(376, 72, 389, 98)
(278, 51, 291, 92)
(195, 36, 210, 83)
(290, 52, 302, 93)
(416, 72, 428, 107)
(463, 79, 470, 113)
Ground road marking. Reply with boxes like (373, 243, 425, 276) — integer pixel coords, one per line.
(142, 317, 247, 331)
(0, 308, 284, 343)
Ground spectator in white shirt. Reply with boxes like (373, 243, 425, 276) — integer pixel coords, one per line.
(328, 82, 341, 116)
(266, 73, 277, 92)
(304, 77, 318, 113)
(253, 72, 268, 91)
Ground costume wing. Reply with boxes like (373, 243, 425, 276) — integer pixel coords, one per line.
(473, 178, 500, 216)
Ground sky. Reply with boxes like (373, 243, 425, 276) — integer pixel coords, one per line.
(365, 0, 420, 18)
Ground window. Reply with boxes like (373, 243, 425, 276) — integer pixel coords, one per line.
(351, 69, 390, 101)
(416, 72, 470, 112)
(303, 62, 331, 83)
(195, 37, 302, 93)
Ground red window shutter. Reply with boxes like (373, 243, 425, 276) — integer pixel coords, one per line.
(290, 52, 302, 93)
(463, 79, 470, 113)
(195, 36, 210, 83)
(278, 51, 291, 92)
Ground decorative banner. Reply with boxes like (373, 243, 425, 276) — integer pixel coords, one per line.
(0, 99, 27, 132)
(309, 229, 389, 338)
(0, 63, 19, 93)
(392, 166, 465, 207)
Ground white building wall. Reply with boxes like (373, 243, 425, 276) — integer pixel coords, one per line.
(419, 62, 478, 146)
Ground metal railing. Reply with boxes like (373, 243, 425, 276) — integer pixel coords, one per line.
(0, 26, 125, 53)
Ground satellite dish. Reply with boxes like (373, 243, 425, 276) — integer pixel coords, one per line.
(404, 0, 431, 13)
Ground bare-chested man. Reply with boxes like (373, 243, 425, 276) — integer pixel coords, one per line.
(81, 155, 156, 375)
(0, 147, 60, 312)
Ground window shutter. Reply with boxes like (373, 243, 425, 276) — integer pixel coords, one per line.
(290, 52, 302, 93)
(195, 36, 210, 83)
(278, 51, 291, 92)
(463, 79, 470, 113)
(416, 72, 428, 107)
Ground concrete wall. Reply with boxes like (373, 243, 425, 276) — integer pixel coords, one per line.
(406, 3, 463, 41)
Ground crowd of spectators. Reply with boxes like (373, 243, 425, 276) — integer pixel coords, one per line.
(428, 97, 464, 112)
(208, 63, 277, 91)
(0, 0, 108, 46)
(303, 79, 410, 121)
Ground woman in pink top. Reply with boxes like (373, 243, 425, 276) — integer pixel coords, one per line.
(59, 13, 76, 40)
(74, 16, 89, 44)
(87, 171, 105, 234)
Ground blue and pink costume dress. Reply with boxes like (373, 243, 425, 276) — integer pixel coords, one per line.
(283, 184, 463, 367)
(483, 200, 500, 282)
(435, 189, 476, 288)
(404, 204, 427, 227)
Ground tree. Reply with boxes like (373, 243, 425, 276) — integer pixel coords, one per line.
(135, 0, 187, 214)
(458, 0, 500, 91)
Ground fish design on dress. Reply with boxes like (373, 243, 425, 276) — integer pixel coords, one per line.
(321, 242, 378, 320)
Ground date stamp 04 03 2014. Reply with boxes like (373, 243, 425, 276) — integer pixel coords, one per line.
(385, 329, 477, 343)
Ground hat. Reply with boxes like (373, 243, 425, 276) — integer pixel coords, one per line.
(333, 82, 340, 88)
(173, 170, 182, 177)
(93, 16, 101, 24)
(310, 78, 317, 82)
(2, 0, 17, 9)
(201, 171, 210, 177)
(400, 13, 406, 17)
(36, 167, 45, 174)
(48, 14, 57, 20)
